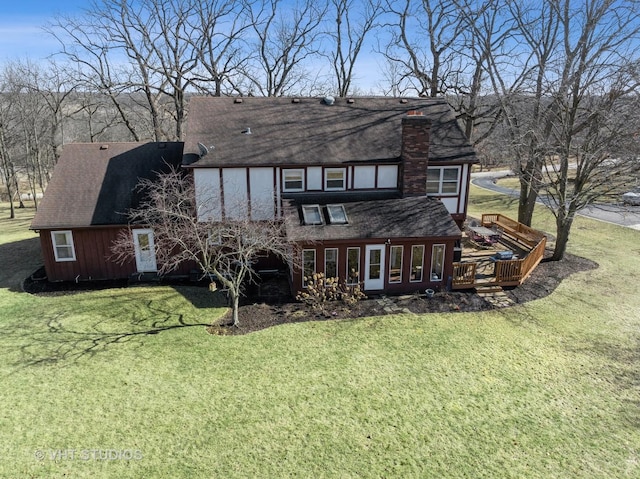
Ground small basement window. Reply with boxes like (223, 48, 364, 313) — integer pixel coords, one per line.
(51, 230, 76, 262)
(302, 205, 323, 225)
(326, 204, 348, 224)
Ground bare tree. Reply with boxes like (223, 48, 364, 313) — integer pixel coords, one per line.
(447, 0, 506, 145)
(50, 0, 199, 141)
(540, 0, 640, 260)
(328, 0, 382, 97)
(111, 168, 298, 327)
(484, 0, 640, 259)
(380, 0, 467, 97)
(48, 13, 146, 141)
(243, 0, 328, 96)
(0, 81, 21, 217)
(481, 0, 563, 226)
(189, 0, 253, 96)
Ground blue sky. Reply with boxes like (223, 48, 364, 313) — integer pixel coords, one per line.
(0, 0, 85, 60)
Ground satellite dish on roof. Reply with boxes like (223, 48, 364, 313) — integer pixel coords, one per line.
(197, 142, 209, 157)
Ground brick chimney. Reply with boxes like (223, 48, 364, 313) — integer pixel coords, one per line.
(401, 111, 431, 197)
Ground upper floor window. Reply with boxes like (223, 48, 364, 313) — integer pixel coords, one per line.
(283, 169, 304, 192)
(51, 230, 76, 262)
(324, 168, 346, 191)
(426, 167, 460, 195)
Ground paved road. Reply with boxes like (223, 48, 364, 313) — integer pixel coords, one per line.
(471, 171, 640, 230)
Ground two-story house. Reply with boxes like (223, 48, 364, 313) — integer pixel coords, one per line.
(183, 96, 477, 293)
(31, 96, 478, 295)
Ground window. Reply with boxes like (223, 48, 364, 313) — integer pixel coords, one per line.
(325, 248, 338, 278)
(368, 248, 382, 280)
(426, 167, 460, 195)
(346, 247, 360, 284)
(410, 245, 424, 282)
(283, 169, 304, 192)
(389, 245, 403, 283)
(302, 205, 323, 225)
(51, 230, 76, 262)
(326, 204, 348, 224)
(430, 244, 445, 281)
(324, 168, 346, 191)
(302, 249, 316, 286)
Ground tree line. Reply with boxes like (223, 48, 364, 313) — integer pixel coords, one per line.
(2, 0, 640, 259)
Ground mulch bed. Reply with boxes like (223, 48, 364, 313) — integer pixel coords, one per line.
(214, 252, 598, 335)
(23, 253, 598, 336)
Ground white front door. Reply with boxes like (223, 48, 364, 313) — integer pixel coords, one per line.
(364, 244, 385, 290)
(132, 228, 157, 272)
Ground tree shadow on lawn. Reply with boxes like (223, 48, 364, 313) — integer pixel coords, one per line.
(7, 296, 210, 370)
(567, 335, 640, 431)
(0, 237, 43, 292)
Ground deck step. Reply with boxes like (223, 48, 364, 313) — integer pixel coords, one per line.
(475, 285, 504, 294)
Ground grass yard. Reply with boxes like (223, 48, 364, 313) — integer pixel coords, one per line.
(0, 192, 639, 478)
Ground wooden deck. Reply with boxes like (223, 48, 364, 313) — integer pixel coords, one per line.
(452, 214, 547, 290)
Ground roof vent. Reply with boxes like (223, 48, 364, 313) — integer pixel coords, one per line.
(292, 98, 300, 103)
(323, 96, 335, 105)
(400, 98, 408, 104)
(243, 127, 252, 135)
(347, 98, 355, 104)
(234, 98, 243, 104)
(100, 144, 109, 150)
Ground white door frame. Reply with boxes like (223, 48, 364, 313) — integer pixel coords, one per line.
(132, 228, 158, 273)
(364, 244, 385, 290)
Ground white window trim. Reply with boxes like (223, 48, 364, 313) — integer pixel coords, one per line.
(410, 245, 424, 283)
(426, 166, 461, 196)
(324, 248, 338, 279)
(430, 244, 445, 282)
(324, 168, 346, 191)
(51, 230, 76, 262)
(346, 247, 360, 285)
(302, 204, 323, 225)
(326, 204, 348, 224)
(282, 169, 305, 192)
(302, 249, 316, 287)
(389, 245, 403, 284)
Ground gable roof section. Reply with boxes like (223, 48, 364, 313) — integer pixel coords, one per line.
(283, 196, 462, 242)
(184, 97, 477, 167)
(31, 142, 184, 230)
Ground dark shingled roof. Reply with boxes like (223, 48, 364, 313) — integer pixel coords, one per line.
(31, 142, 184, 229)
(184, 97, 477, 167)
(283, 196, 462, 242)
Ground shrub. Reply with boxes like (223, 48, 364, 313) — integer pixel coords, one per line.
(296, 273, 366, 315)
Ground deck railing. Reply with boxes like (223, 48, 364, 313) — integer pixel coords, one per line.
(481, 213, 544, 247)
(453, 262, 477, 288)
(452, 214, 547, 289)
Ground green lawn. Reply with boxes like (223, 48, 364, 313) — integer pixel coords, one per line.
(0, 194, 638, 478)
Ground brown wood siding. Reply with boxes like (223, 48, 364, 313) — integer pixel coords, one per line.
(291, 237, 458, 296)
(40, 227, 135, 282)
(40, 227, 194, 282)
